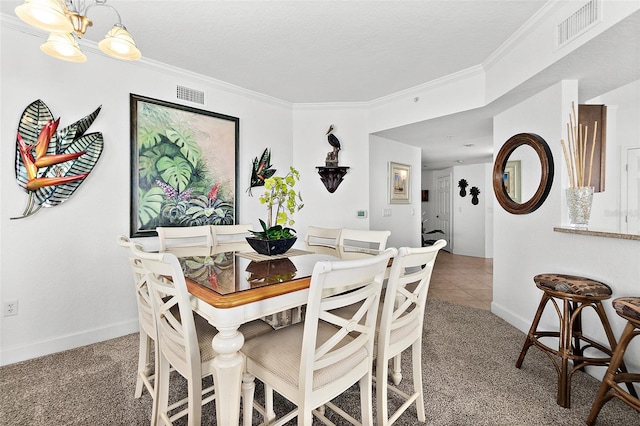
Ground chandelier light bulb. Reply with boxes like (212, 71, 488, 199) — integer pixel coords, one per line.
(98, 24, 141, 60)
(40, 32, 87, 62)
(15, 0, 141, 62)
(15, 0, 73, 33)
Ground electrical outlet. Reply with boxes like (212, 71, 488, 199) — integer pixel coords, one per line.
(3, 299, 18, 317)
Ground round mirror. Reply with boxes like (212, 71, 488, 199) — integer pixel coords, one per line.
(493, 133, 554, 214)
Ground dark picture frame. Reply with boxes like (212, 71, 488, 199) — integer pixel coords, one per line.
(130, 94, 239, 237)
(421, 190, 429, 202)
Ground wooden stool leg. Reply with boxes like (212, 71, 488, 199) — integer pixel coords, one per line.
(587, 321, 637, 425)
(516, 293, 550, 368)
(571, 301, 586, 364)
(593, 302, 639, 399)
(558, 298, 572, 408)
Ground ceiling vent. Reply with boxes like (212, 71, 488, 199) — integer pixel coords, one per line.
(176, 85, 205, 105)
(557, 0, 600, 47)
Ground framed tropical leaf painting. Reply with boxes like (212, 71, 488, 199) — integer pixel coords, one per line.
(130, 94, 239, 237)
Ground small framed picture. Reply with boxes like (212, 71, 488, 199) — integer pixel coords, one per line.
(503, 160, 521, 203)
(389, 162, 411, 204)
(421, 190, 429, 202)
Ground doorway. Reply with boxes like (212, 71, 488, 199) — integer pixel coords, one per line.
(436, 174, 452, 251)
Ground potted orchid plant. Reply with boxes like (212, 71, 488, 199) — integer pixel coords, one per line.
(246, 166, 304, 255)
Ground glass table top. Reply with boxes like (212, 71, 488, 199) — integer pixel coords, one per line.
(172, 245, 381, 297)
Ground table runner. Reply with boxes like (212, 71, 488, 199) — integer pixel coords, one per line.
(236, 248, 312, 262)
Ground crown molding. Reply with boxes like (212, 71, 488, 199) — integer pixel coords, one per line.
(1, 14, 292, 109)
(292, 102, 369, 111)
(367, 65, 486, 108)
(483, 0, 563, 70)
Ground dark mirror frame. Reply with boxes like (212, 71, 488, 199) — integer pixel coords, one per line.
(493, 133, 554, 215)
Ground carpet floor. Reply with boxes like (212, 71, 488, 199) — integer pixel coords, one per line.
(1, 299, 638, 425)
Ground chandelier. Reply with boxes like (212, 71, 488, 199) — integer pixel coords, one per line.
(15, 0, 141, 63)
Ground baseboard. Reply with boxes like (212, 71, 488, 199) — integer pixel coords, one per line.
(0, 319, 139, 366)
(490, 301, 614, 383)
(490, 301, 532, 334)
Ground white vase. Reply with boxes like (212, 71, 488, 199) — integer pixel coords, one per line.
(566, 187, 594, 227)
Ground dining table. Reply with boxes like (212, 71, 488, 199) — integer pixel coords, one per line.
(167, 244, 381, 425)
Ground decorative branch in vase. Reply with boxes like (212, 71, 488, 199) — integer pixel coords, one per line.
(561, 102, 597, 226)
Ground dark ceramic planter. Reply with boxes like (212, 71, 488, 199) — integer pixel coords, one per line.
(245, 237, 297, 256)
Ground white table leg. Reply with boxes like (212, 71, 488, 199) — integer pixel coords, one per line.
(241, 372, 255, 426)
(211, 324, 245, 426)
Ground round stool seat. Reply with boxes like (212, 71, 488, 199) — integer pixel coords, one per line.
(612, 297, 640, 322)
(534, 273, 612, 298)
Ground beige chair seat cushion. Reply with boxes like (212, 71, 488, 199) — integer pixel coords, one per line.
(612, 297, 640, 322)
(194, 316, 273, 362)
(534, 273, 612, 297)
(241, 321, 367, 390)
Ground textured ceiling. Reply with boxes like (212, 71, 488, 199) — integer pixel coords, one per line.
(2, 1, 638, 169)
(0, 0, 547, 102)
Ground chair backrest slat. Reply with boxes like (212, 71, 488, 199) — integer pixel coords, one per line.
(299, 248, 397, 391)
(211, 224, 253, 251)
(338, 228, 391, 251)
(131, 244, 203, 379)
(378, 240, 446, 355)
(157, 226, 214, 251)
(305, 226, 342, 248)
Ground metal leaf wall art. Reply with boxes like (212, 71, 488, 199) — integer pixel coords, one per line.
(247, 148, 276, 195)
(12, 99, 104, 219)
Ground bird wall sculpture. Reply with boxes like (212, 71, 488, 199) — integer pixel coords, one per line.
(325, 124, 341, 166)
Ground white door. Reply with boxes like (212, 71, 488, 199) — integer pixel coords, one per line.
(625, 147, 640, 234)
(436, 175, 452, 251)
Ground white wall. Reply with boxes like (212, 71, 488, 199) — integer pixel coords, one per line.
(0, 26, 293, 365)
(484, 162, 494, 258)
(586, 80, 640, 233)
(492, 80, 640, 377)
(369, 135, 422, 249)
(291, 105, 371, 234)
(452, 163, 488, 257)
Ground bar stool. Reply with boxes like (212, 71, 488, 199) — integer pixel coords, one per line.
(587, 297, 640, 425)
(515, 273, 628, 408)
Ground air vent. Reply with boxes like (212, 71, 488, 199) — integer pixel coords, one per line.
(176, 85, 205, 104)
(557, 0, 599, 46)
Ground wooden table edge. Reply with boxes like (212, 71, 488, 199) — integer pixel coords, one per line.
(187, 276, 311, 309)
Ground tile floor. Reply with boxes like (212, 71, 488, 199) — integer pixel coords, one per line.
(428, 250, 493, 311)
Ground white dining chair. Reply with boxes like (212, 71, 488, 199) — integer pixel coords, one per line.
(211, 223, 253, 252)
(328, 240, 446, 424)
(339, 228, 391, 251)
(241, 248, 397, 426)
(130, 243, 273, 425)
(117, 235, 160, 424)
(156, 225, 214, 252)
(304, 225, 342, 248)
(376, 240, 446, 425)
